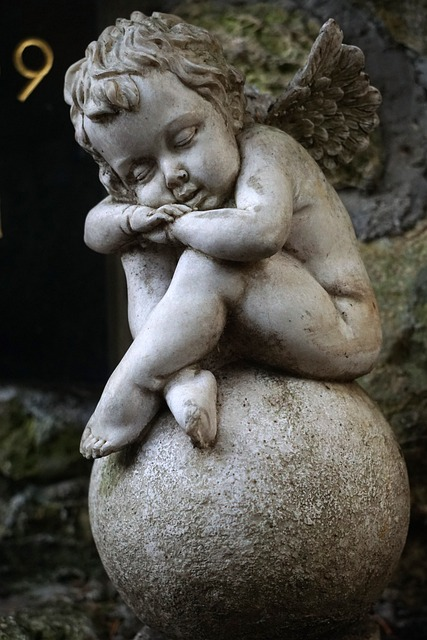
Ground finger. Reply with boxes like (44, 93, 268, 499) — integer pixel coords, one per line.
(174, 204, 192, 213)
(156, 213, 174, 223)
(157, 205, 177, 215)
(158, 204, 191, 216)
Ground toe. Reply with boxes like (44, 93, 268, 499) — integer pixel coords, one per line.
(99, 440, 115, 457)
(91, 438, 106, 458)
(185, 407, 216, 449)
(80, 434, 92, 458)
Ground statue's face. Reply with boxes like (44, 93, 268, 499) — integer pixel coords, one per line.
(84, 71, 241, 209)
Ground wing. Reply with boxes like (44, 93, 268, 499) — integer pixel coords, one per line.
(263, 19, 381, 173)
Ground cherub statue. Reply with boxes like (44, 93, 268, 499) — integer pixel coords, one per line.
(64, 12, 382, 459)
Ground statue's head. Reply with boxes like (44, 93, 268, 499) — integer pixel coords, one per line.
(64, 11, 246, 198)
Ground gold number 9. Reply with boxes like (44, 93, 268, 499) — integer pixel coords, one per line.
(13, 38, 54, 102)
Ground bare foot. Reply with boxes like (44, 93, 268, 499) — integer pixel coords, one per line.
(80, 383, 161, 459)
(80, 420, 148, 459)
(182, 401, 217, 449)
(164, 368, 218, 448)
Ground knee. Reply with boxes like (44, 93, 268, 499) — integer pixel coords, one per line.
(131, 354, 166, 392)
(332, 330, 382, 380)
(353, 306, 383, 373)
(178, 249, 245, 302)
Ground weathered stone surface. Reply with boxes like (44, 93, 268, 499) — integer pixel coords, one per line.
(360, 0, 427, 55)
(0, 386, 93, 482)
(358, 222, 427, 626)
(288, 0, 427, 240)
(174, 0, 321, 95)
(0, 385, 143, 640)
(89, 365, 409, 640)
(360, 222, 427, 509)
(0, 607, 97, 640)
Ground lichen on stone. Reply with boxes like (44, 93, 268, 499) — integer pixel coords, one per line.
(0, 606, 97, 640)
(174, 0, 383, 190)
(174, 0, 320, 95)
(360, 221, 427, 511)
(355, 0, 427, 55)
(0, 387, 91, 482)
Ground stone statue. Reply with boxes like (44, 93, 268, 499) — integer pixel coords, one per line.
(64, 12, 409, 640)
(65, 13, 382, 459)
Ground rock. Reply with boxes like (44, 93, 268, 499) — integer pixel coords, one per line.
(89, 364, 410, 640)
(360, 222, 427, 512)
(0, 386, 93, 482)
(173, 0, 321, 96)
(0, 606, 97, 640)
(0, 617, 28, 640)
(365, 0, 427, 55)
(286, 0, 427, 240)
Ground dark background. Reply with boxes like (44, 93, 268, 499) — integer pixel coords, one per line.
(0, 0, 108, 384)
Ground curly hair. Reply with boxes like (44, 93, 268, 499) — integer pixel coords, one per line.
(64, 11, 246, 199)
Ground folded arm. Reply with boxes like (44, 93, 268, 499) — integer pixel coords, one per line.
(169, 126, 294, 262)
(84, 198, 189, 254)
(84, 198, 141, 254)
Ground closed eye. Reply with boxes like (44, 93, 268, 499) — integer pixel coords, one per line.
(131, 161, 155, 184)
(174, 126, 197, 148)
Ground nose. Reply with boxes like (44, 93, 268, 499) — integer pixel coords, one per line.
(164, 167, 189, 190)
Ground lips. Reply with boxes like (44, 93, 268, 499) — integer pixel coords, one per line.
(174, 186, 199, 203)
(173, 185, 215, 210)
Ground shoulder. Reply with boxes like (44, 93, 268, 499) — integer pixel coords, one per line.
(237, 123, 302, 155)
(237, 124, 320, 180)
(236, 124, 321, 190)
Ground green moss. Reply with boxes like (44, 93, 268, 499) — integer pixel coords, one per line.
(0, 607, 97, 640)
(174, 1, 320, 95)
(174, 1, 382, 189)
(0, 618, 29, 640)
(98, 458, 122, 498)
(360, 222, 427, 401)
(97, 445, 140, 498)
(0, 395, 88, 482)
(359, 222, 427, 509)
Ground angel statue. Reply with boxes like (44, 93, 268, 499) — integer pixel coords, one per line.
(64, 12, 382, 459)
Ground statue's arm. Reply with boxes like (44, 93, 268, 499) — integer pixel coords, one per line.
(84, 197, 141, 254)
(170, 126, 294, 262)
(84, 198, 184, 254)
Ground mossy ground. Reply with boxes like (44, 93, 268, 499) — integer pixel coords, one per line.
(0, 388, 142, 639)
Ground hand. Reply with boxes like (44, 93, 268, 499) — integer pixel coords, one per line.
(128, 204, 191, 233)
(153, 203, 192, 220)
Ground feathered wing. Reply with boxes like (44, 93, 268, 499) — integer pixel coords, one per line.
(262, 19, 381, 172)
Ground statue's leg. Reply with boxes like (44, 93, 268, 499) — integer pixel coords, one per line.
(80, 349, 162, 459)
(82, 250, 244, 457)
(125, 250, 244, 448)
(121, 244, 177, 338)
(127, 250, 241, 387)
(234, 251, 381, 380)
(164, 367, 218, 448)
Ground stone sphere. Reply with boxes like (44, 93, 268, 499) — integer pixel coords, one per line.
(89, 365, 410, 640)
